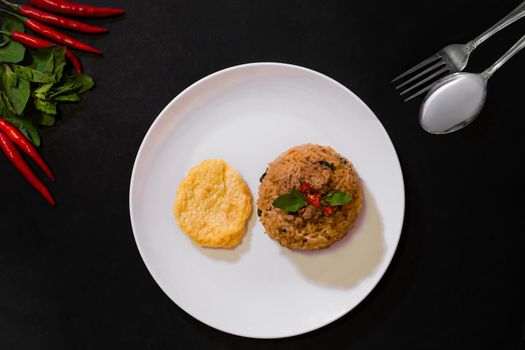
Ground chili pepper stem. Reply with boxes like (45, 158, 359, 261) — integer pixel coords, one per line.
(0, 0, 20, 11)
(0, 30, 11, 49)
(0, 8, 23, 21)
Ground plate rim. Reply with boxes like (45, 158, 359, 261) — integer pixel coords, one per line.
(129, 62, 405, 338)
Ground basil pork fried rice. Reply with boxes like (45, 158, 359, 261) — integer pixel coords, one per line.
(257, 144, 362, 249)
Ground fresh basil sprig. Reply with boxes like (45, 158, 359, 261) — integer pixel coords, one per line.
(0, 15, 95, 146)
(273, 188, 353, 213)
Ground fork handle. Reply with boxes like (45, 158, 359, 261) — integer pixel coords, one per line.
(467, 1, 525, 50)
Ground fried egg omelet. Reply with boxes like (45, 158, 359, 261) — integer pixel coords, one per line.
(173, 159, 252, 248)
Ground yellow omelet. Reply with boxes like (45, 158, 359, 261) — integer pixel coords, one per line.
(173, 159, 252, 248)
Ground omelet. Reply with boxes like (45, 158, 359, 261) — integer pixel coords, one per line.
(173, 159, 252, 248)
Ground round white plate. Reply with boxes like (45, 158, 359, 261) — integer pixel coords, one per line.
(129, 63, 404, 338)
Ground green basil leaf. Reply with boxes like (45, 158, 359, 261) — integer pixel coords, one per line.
(0, 64, 30, 114)
(0, 15, 26, 63)
(0, 38, 25, 64)
(48, 82, 81, 99)
(48, 74, 94, 102)
(30, 46, 66, 80)
(2, 14, 25, 33)
(53, 93, 80, 102)
(3, 116, 40, 146)
(34, 98, 57, 115)
(324, 191, 353, 206)
(33, 83, 54, 99)
(52, 47, 66, 81)
(30, 47, 55, 74)
(14, 65, 56, 83)
(57, 74, 95, 94)
(272, 190, 308, 212)
(65, 74, 95, 93)
(0, 91, 17, 118)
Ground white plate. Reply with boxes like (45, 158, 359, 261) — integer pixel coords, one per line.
(129, 63, 404, 338)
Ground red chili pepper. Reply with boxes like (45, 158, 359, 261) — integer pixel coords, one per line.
(0, 8, 102, 54)
(300, 181, 337, 215)
(29, 0, 124, 18)
(0, 131, 55, 205)
(305, 192, 323, 208)
(65, 47, 82, 73)
(323, 205, 334, 216)
(0, 0, 108, 33)
(2, 31, 83, 73)
(0, 118, 54, 181)
(24, 18, 102, 54)
(299, 182, 314, 193)
(299, 182, 323, 209)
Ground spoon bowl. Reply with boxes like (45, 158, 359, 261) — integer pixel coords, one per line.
(419, 72, 487, 134)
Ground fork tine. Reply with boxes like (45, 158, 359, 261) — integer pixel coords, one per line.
(391, 54, 441, 82)
(400, 66, 449, 96)
(402, 67, 449, 102)
(403, 86, 433, 102)
(394, 60, 446, 90)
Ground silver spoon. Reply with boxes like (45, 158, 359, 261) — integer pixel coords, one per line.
(419, 33, 525, 134)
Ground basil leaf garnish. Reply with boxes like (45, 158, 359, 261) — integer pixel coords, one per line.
(325, 191, 352, 206)
(272, 190, 308, 212)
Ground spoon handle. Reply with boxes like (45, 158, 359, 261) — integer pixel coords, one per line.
(468, 1, 525, 51)
(482, 33, 525, 79)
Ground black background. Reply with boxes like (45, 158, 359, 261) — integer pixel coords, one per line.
(1, 0, 525, 348)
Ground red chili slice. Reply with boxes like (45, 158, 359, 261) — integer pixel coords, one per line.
(300, 182, 324, 209)
(323, 205, 334, 216)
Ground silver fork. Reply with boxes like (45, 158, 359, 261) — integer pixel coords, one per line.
(393, 1, 525, 102)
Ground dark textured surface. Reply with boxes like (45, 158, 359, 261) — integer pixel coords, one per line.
(1, 0, 525, 348)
